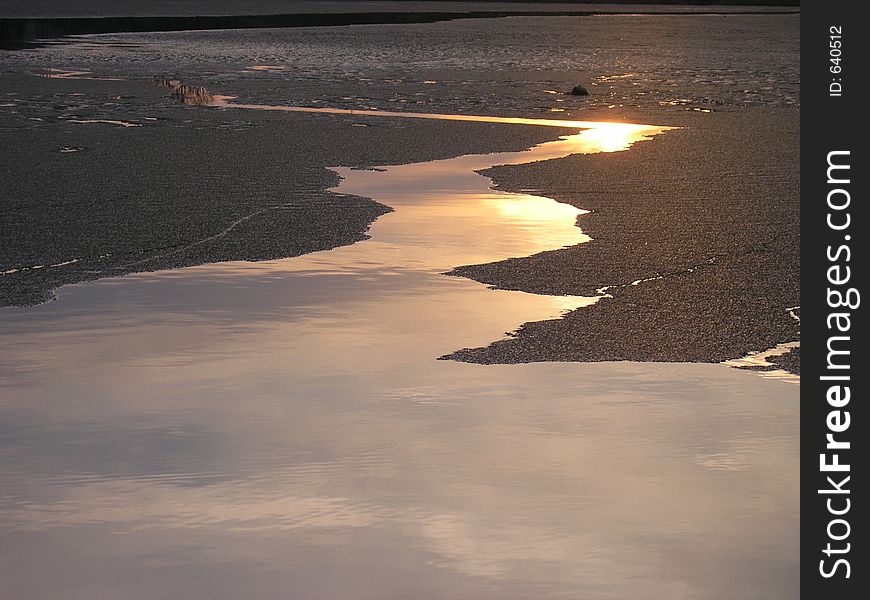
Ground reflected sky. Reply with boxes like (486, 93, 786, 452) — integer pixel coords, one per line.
(0, 115, 797, 599)
(290, 115, 667, 276)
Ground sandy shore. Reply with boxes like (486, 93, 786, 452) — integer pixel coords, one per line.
(0, 12, 799, 373)
(0, 72, 560, 306)
(446, 107, 800, 373)
(0, 10, 803, 599)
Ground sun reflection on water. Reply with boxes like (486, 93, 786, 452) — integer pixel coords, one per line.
(206, 94, 671, 155)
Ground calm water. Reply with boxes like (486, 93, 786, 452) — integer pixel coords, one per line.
(1, 14, 799, 600)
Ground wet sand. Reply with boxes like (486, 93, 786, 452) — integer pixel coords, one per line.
(0, 83, 800, 374)
(1, 13, 799, 373)
(0, 109, 798, 600)
(447, 107, 800, 372)
(0, 73, 560, 306)
(0, 11, 800, 598)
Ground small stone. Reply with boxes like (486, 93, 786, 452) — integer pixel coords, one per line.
(569, 84, 589, 96)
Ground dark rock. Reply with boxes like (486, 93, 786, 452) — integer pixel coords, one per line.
(569, 84, 589, 96)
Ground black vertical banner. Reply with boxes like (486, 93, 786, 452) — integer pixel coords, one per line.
(802, 1, 866, 597)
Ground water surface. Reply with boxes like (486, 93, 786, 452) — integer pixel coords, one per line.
(0, 117, 798, 599)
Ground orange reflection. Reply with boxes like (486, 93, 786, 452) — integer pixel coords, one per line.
(173, 95, 670, 303)
(178, 93, 671, 331)
(204, 95, 670, 156)
(265, 118, 670, 325)
(208, 95, 672, 148)
(567, 122, 657, 153)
